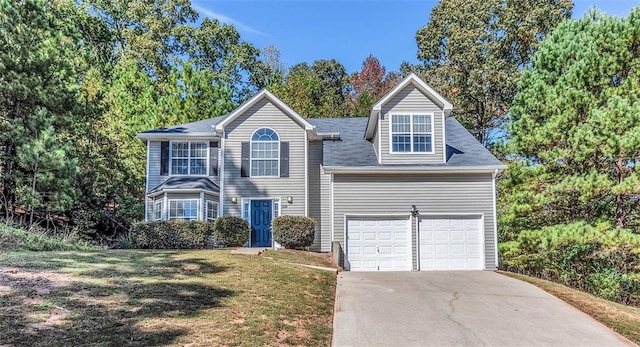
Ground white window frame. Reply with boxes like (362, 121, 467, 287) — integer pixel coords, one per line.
(153, 200, 162, 221)
(168, 199, 200, 221)
(389, 113, 434, 154)
(169, 141, 209, 176)
(250, 128, 280, 177)
(206, 200, 218, 222)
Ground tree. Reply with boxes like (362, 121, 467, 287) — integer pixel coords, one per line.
(349, 55, 400, 116)
(0, 0, 85, 225)
(501, 8, 640, 238)
(415, 0, 572, 147)
(253, 44, 287, 90)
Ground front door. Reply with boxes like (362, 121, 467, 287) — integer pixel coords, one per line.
(251, 200, 272, 247)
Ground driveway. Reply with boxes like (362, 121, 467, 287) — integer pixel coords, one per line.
(332, 271, 633, 347)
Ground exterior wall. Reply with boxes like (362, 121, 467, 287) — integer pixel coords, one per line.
(147, 141, 164, 192)
(319, 171, 332, 252)
(223, 98, 306, 218)
(379, 85, 445, 164)
(307, 141, 323, 251)
(331, 173, 497, 269)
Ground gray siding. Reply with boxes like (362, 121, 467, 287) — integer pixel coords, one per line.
(332, 173, 497, 269)
(319, 171, 332, 252)
(223, 98, 306, 218)
(308, 141, 323, 251)
(379, 85, 445, 164)
(147, 141, 164, 192)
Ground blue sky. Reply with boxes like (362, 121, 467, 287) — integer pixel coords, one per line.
(191, 1, 639, 73)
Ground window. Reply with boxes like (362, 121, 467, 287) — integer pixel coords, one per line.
(390, 114, 432, 153)
(171, 142, 207, 175)
(168, 200, 199, 220)
(243, 200, 250, 221)
(206, 200, 218, 222)
(153, 201, 162, 221)
(251, 128, 279, 177)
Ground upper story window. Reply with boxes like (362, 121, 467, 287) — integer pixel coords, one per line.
(390, 114, 433, 153)
(171, 141, 207, 175)
(251, 128, 279, 177)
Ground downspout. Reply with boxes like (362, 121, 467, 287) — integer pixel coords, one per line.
(219, 131, 226, 217)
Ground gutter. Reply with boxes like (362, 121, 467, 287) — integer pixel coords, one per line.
(322, 165, 507, 174)
(137, 132, 220, 140)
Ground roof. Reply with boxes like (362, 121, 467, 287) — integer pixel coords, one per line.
(148, 177, 220, 195)
(309, 117, 504, 170)
(137, 114, 229, 139)
(365, 73, 453, 140)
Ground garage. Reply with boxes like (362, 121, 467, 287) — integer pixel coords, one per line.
(419, 216, 483, 270)
(346, 217, 411, 271)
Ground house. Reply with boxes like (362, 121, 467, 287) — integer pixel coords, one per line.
(137, 74, 506, 271)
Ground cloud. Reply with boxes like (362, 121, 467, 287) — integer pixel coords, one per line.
(193, 5, 268, 36)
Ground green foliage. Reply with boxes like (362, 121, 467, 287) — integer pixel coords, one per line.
(212, 216, 249, 247)
(504, 7, 640, 235)
(272, 216, 316, 249)
(416, 0, 572, 146)
(500, 222, 640, 305)
(348, 55, 399, 116)
(0, 223, 98, 251)
(131, 221, 212, 249)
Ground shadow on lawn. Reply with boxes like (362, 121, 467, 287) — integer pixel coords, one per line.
(0, 251, 234, 346)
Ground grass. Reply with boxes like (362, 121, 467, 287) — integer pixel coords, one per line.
(500, 271, 640, 344)
(0, 223, 98, 251)
(0, 250, 336, 346)
(261, 249, 338, 269)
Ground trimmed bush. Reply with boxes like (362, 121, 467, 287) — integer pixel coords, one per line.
(272, 215, 315, 249)
(500, 221, 640, 306)
(212, 216, 249, 247)
(131, 221, 212, 249)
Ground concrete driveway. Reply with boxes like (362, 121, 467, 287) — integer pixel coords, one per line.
(332, 271, 633, 347)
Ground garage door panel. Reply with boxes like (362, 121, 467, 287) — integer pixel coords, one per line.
(347, 217, 411, 271)
(420, 216, 483, 271)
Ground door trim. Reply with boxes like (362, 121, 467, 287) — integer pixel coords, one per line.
(242, 197, 282, 247)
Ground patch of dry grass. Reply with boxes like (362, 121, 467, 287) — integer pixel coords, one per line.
(500, 271, 640, 345)
(0, 250, 336, 346)
(261, 249, 338, 269)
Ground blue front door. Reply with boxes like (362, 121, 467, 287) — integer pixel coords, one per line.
(251, 200, 272, 247)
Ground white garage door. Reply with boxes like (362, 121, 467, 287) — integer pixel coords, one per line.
(419, 216, 483, 270)
(346, 218, 411, 271)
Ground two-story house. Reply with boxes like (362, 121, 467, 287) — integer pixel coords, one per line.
(137, 74, 506, 271)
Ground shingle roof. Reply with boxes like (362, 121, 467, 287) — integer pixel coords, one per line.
(308, 117, 503, 168)
(149, 177, 220, 194)
(139, 114, 229, 135)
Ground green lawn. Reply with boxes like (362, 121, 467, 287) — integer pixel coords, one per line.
(0, 250, 337, 346)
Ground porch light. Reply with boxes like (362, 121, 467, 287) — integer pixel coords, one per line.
(231, 196, 238, 204)
(286, 196, 293, 204)
(411, 205, 420, 217)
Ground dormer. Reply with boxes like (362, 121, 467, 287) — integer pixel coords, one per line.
(364, 74, 453, 164)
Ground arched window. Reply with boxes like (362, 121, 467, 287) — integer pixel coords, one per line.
(251, 128, 279, 177)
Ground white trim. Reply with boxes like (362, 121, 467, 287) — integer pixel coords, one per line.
(441, 111, 447, 163)
(330, 173, 335, 243)
(219, 132, 226, 217)
(148, 188, 220, 198)
(417, 213, 486, 271)
(144, 142, 150, 221)
(168, 140, 209, 176)
(153, 200, 162, 221)
(136, 133, 221, 140)
(205, 200, 218, 221)
(214, 89, 315, 132)
(241, 197, 282, 248)
(323, 165, 507, 174)
(249, 127, 280, 178)
(163, 192, 168, 221)
(304, 130, 308, 216)
(388, 113, 435, 155)
(415, 213, 420, 271)
(167, 198, 200, 221)
(366, 73, 453, 140)
(377, 114, 382, 164)
(492, 169, 499, 269)
(200, 192, 205, 220)
(343, 214, 412, 271)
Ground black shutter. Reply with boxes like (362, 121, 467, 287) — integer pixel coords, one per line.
(209, 141, 219, 176)
(280, 142, 289, 178)
(160, 141, 169, 176)
(240, 142, 250, 177)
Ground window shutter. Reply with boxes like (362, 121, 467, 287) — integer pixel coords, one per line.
(280, 142, 289, 178)
(160, 141, 169, 176)
(209, 141, 219, 176)
(240, 142, 250, 177)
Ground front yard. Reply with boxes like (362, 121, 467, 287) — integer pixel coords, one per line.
(0, 250, 337, 346)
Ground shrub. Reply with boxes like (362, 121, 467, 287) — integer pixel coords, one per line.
(0, 222, 98, 251)
(212, 216, 249, 247)
(272, 216, 316, 249)
(131, 221, 212, 249)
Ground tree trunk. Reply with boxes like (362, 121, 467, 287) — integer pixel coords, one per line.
(615, 158, 625, 228)
(29, 163, 38, 228)
(2, 143, 15, 220)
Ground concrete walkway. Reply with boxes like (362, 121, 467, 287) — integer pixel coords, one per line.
(229, 247, 270, 255)
(332, 271, 634, 347)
